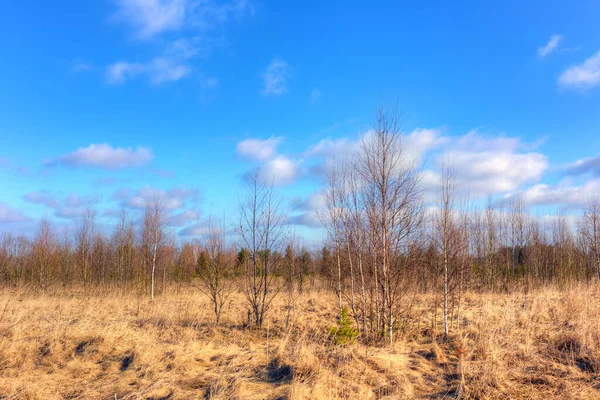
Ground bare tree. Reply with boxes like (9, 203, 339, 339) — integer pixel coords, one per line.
(32, 218, 57, 294)
(437, 164, 457, 337)
(579, 197, 600, 279)
(193, 219, 233, 325)
(75, 208, 96, 288)
(358, 105, 423, 344)
(321, 161, 344, 316)
(236, 168, 286, 328)
(142, 195, 168, 301)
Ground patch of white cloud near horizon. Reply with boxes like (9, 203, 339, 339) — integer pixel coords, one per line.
(518, 178, 600, 207)
(236, 136, 282, 161)
(538, 34, 562, 58)
(438, 130, 548, 195)
(559, 51, 600, 90)
(305, 127, 547, 198)
(0, 202, 29, 223)
(261, 58, 289, 96)
(120, 186, 200, 211)
(22, 191, 101, 220)
(47, 144, 153, 169)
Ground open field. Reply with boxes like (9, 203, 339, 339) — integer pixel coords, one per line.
(1, 285, 600, 399)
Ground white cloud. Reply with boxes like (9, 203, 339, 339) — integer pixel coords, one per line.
(236, 136, 282, 161)
(405, 128, 448, 160)
(106, 62, 146, 85)
(305, 137, 354, 159)
(304, 128, 548, 197)
(559, 51, 600, 90)
(23, 191, 61, 208)
(108, 0, 250, 86)
(147, 57, 191, 83)
(48, 143, 153, 169)
(538, 34, 562, 58)
(22, 192, 100, 220)
(259, 155, 299, 185)
(261, 58, 289, 96)
(0, 202, 29, 223)
(106, 58, 190, 85)
(113, 0, 187, 40)
(519, 178, 600, 207)
(122, 186, 200, 210)
(113, 0, 250, 39)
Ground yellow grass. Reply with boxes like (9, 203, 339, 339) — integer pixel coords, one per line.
(1, 285, 600, 399)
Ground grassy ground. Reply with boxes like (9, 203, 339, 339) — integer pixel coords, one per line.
(1, 285, 600, 399)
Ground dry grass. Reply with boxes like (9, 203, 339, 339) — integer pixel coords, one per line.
(1, 285, 600, 399)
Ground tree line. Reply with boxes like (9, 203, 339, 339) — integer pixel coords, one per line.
(1, 107, 599, 342)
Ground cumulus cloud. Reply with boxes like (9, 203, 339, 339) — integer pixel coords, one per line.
(236, 136, 300, 185)
(559, 51, 600, 90)
(259, 155, 299, 185)
(303, 127, 548, 198)
(305, 137, 354, 159)
(538, 34, 562, 58)
(236, 136, 282, 161)
(404, 128, 448, 160)
(119, 186, 200, 210)
(518, 178, 600, 207)
(22, 191, 101, 219)
(47, 143, 153, 169)
(565, 154, 600, 176)
(261, 58, 289, 96)
(0, 202, 29, 223)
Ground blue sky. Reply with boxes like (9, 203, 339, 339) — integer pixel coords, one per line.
(1, 0, 599, 240)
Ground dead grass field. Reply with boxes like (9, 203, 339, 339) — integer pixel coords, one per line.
(1, 285, 600, 399)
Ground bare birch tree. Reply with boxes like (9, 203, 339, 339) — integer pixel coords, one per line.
(142, 195, 168, 301)
(236, 168, 286, 327)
